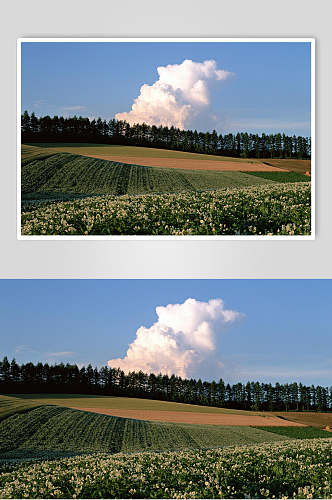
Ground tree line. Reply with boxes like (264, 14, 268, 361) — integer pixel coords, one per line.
(21, 111, 311, 159)
(1, 357, 330, 412)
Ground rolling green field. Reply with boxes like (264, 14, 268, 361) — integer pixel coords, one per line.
(21, 149, 273, 202)
(21, 144, 57, 164)
(245, 171, 309, 183)
(0, 405, 287, 460)
(0, 395, 43, 422)
(254, 426, 331, 439)
(1, 394, 331, 498)
(20, 144, 312, 236)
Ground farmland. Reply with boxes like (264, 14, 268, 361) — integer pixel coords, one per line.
(1, 394, 331, 498)
(24, 143, 273, 162)
(0, 405, 288, 460)
(21, 182, 311, 236)
(21, 150, 274, 199)
(11, 394, 332, 428)
(28, 143, 311, 173)
(1, 439, 332, 498)
(20, 144, 312, 236)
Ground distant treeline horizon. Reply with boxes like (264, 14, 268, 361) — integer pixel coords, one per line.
(21, 111, 311, 159)
(1, 357, 330, 412)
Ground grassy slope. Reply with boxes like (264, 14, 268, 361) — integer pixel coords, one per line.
(11, 394, 268, 415)
(27, 143, 312, 172)
(21, 144, 57, 164)
(27, 143, 254, 163)
(9, 396, 330, 429)
(21, 149, 273, 199)
(0, 395, 43, 422)
(245, 171, 310, 183)
(255, 426, 331, 439)
(0, 404, 287, 460)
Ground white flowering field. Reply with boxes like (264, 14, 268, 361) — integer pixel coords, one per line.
(0, 438, 331, 498)
(21, 182, 311, 236)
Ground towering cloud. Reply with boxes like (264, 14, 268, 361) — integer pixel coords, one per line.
(115, 59, 232, 129)
(108, 298, 242, 378)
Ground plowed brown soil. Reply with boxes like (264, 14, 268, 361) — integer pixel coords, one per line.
(71, 407, 306, 426)
(82, 155, 286, 172)
(273, 412, 332, 429)
(261, 159, 311, 174)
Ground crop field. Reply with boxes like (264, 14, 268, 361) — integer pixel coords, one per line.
(28, 144, 312, 172)
(21, 150, 274, 200)
(1, 439, 332, 499)
(79, 155, 284, 172)
(0, 395, 42, 422)
(11, 394, 266, 414)
(0, 402, 288, 460)
(245, 171, 309, 183)
(70, 407, 306, 426)
(254, 426, 331, 439)
(20, 144, 312, 236)
(9, 394, 332, 429)
(261, 158, 311, 174)
(21, 181, 311, 236)
(21, 144, 57, 164)
(1, 395, 331, 498)
(271, 411, 332, 429)
(26, 143, 262, 162)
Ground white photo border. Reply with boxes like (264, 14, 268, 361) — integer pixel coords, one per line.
(17, 37, 315, 241)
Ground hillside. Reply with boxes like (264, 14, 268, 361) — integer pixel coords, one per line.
(11, 393, 267, 414)
(21, 147, 275, 202)
(0, 394, 42, 421)
(0, 396, 288, 460)
(26, 143, 257, 162)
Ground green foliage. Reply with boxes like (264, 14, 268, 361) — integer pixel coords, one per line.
(0, 395, 43, 421)
(245, 171, 309, 183)
(21, 152, 272, 199)
(21, 144, 57, 164)
(21, 182, 311, 236)
(1, 439, 332, 498)
(254, 426, 332, 439)
(0, 405, 285, 460)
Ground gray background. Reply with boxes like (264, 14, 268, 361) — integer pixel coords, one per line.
(0, 0, 330, 278)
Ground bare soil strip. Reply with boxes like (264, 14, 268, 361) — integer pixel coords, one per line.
(71, 407, 306, 426)
(273, 412, 332, 429)
(82, 155, 287, 172)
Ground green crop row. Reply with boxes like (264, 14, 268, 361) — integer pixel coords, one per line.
(245, 171, 310, 183)
(21, 152, 274, 201)
(254, 426, 331, 439)
(1, 438, 331, 498)
(0, 395, 43, 422)
(21, 182, 311, 236)
(0, 406, 285, 460)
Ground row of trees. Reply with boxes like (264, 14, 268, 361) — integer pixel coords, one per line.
(1, 357, 330, 412)
(21, 111, 311, 159)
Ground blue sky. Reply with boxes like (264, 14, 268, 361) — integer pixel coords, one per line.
(21, 41, 311, 136)
(1, 279, 330, 386)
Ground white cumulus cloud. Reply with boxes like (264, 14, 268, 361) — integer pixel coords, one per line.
(115, 59, 232, 129)
(108, 298, 242, 378)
